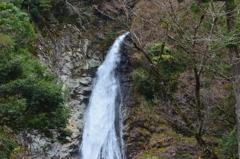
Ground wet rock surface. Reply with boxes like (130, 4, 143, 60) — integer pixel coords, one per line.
(17, 1, 104, 158)
(17, 1, 133, 157)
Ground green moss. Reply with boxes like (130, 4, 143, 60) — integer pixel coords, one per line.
(138, 128, 151, 137)
(177, 150, 194, 158)
(155, 124, 170, 133)
(139, 136, 146, 142)
(143, 122, 150, 129)
(138, 152, 161, 159)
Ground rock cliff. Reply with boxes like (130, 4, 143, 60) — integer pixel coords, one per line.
(17, 1, 133, 158)
(16, 0, 235, 158)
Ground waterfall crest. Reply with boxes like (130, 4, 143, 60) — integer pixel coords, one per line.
(80, 32, 129, 159)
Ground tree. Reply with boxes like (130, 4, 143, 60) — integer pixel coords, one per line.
(94, 0, 238, 158)
(0, 2, 71, 158)
(11, 0, 54, 17)
(223, 1, 240, 158)
(130, 0, 236, 158)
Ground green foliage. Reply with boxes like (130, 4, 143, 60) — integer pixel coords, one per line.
(159, 60, 183, 93)
(190, 3, 201, 14)
(39, 0, 53, 10)
(133, 68, 158, 99)
(133, 42, 184, 100)
(57, 128, 73, 143)
(235, 23, 240, 32)
(137, 152, 160, 159)
(177, 150, 194, 158)
(13, 0, 54, 17)
(148, 42, 171, 57)
(11, 0, 24, 7)
(225, 23, 240, 48)
(202, 3, 210, 7)
(81, 0, 110, 5)
(162, 55, 174, 59)
(159, 60, 182, 79)
(0, 2, 71, 158)
(148, 42, 174, 64)
(218, 126, 238, 159)
(221, 63, 231, 72)
(226, 1, 237, 11)
(0, 2, 36, 47)
(177, 0, 184, 3)
(209, 88, 236, 134)
(148, 42, 183, 89)
(0, 134, 16, 159)
(0, 77, 70, 133)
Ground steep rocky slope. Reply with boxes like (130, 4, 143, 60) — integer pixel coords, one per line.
(16, 0, 237, 158)
(121, 0, 236, 158)
(17, 1, 132, 158)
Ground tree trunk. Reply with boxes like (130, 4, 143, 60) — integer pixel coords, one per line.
(233, 60, 240, 159)
(133, 40, 219, 158)
(225, 0, 240, 157)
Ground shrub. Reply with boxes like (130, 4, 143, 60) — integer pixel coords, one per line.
(133, 68, 156, 99)
(218, 126, 238, 159)
(0, 2, 71, 158)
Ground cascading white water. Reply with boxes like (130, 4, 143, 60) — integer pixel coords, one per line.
(80, 32, 129, 159)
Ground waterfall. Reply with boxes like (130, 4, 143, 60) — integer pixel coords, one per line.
(80, 32, 129, 159)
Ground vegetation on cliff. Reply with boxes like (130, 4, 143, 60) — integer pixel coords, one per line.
(0, 0, 239, 158)
(95, 0, 239, 158)
(0, 2, 71, 158)
(129, 0, 239, 158)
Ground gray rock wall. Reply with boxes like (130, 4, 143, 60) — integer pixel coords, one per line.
(17, 2, 104, 159)
(17, 1, 133, 158)
(114, 37, 133, 158)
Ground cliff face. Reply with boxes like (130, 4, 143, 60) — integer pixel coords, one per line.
(16, 0, 236, 158)
(16, 1, 133, 158)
